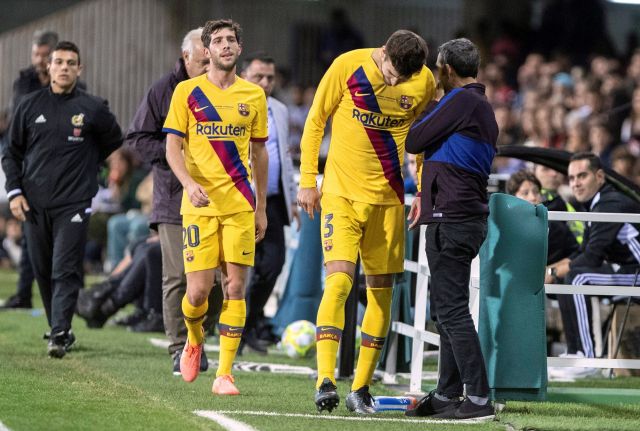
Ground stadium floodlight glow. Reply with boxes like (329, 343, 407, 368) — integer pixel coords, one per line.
(607, 0, 640, 4)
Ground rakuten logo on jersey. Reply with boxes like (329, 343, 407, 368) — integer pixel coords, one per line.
(196, 123, 247, 138)
(352, 109, 405, 129)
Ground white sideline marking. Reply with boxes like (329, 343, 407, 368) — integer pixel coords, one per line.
(195, 411, 257, 431)
(196, 410, 485, 425)
(0, 420, 12, 431)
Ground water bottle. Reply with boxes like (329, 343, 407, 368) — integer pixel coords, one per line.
(373, 395, 417, 412)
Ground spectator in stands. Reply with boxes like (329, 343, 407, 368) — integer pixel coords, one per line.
(546, 153, 640, 378)
(588, 121, 617, 168)
(507, 170, 578, 265)
(240, 53, 299, 354)
(611, 147, 636, 179)
(2, 41, 122, 358)
(534, 163, 584, 243)
(126, 27, 219, 376)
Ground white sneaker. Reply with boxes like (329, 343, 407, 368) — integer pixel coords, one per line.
(548, 352, 602, 381)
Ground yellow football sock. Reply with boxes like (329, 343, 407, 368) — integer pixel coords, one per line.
(315, 272, 353, 388)
(217, 299, 246, 377)
(352, 287, 392, 390)
(182, 295, 208, 346)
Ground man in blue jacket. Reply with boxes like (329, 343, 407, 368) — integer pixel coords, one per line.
(405, 38, 498, 421)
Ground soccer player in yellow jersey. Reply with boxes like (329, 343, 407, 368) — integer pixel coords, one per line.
(163, 19, 269, 396)
(297, 30, 436, 413)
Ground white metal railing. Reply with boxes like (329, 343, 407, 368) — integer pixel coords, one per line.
(385, 207, 640, 395)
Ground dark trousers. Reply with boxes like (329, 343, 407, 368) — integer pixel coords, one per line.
(426, 220, 489, 398)
(245, 193, 287, 332)
(111, 241, 163, 313)
(15, 235, 35, 301)
(25, 202, 90, 334)
(559, 263, 638, 358)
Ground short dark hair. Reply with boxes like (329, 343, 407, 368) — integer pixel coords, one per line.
(385, 30, 428, 78)
(33, 30, 58, 48)
(570, 152, 603, 172)
(52, 41, 81, 64)
(438, 38, 480, 78)
(201, 19, 242, 48)
(507, 170, 541, 196)
(241, 52, 275, 73)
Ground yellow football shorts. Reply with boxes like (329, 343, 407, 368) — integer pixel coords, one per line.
(320, 193, 404, 275)
(182, 211, 255, 273)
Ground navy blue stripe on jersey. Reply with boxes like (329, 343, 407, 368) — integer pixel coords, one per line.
(162, 127, 185, 138)
(428, 132, 495, 176)
(347, 67, 382, 113)
(188, 86, 222, 122)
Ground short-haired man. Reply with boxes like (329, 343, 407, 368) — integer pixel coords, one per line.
(406, 38, 498, 420)
(2, 41, 123, 357)
(164, 19, 269, 396)
(547, 153, 640, 370)
(11, 30, 59, 110)
(120, 27, 219, 375)
(240, 53, 299, 353)
(298, 29, 435, 414)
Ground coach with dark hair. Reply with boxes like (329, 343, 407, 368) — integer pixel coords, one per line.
(2, 41, 122, 358)
(546, 153, 640, 376)
(405, 38, 498, 420)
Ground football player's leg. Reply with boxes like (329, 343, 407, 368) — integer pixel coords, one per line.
(352, 204, 404, 390)
(315, 194, 361, 388)
(180, 215, 220, 382)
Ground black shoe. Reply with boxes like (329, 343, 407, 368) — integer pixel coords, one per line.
(405, 390, 462, 417)
(172, 348, 209, 376)
(113, 308, 145, 327)
(452, 398, 495, 421)
(172, 350, 181, 376)
(345, 385, 376, 415)
(0, 294, 32, 309)
(48, 330, 75, 358)
(315, 377, 340, 413)
(76, 281, 113, 318)
(242, 330, 268, 355)
(128, 311, 164, 333)
(64, 329, 76, 352)
(200, 349, 209, 373)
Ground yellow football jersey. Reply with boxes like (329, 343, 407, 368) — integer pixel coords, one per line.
(300, 48, 435, 204)
(163, 74, 268, 216)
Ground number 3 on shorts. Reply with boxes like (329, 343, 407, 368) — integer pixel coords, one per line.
(183, 225, 200, 249)
(323, 213, 334, 238)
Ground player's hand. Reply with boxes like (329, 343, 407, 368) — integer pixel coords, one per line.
(291, 204, 301, 231)
(9, 195, 30, 222)
(297, 187, 321, 219)
(185, 180, 209, 207)
(407, 196, 421, 230)
(255, 208, 267, 243)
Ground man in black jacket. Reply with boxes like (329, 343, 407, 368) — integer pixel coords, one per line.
(125, 28, 218, 375)
(1, 30, 58, 310)
(405, 38, 498, 420)
(2, 41, 122, 358)
(546, 153, 640, 370)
